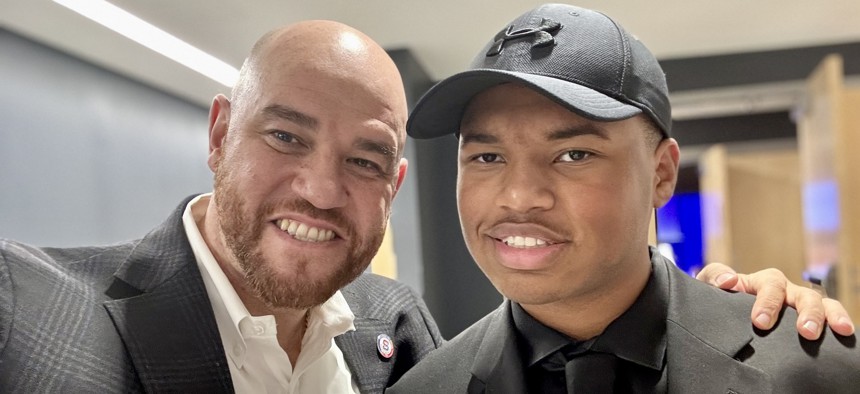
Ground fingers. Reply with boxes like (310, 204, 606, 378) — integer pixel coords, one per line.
(822, 298, 856, 337)
(696, 263, 741, 290)
(745, 268, 788, 331)
(788, 283, 825, 340)
(700, 265, 856, 339)
(745, 270, 854, 340)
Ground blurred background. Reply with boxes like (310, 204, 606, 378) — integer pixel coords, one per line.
(2, 0, 859, 338)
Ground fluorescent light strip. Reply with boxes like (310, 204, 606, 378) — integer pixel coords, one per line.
(54, 0, 239, 87)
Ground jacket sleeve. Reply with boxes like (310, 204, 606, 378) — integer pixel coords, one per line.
(0, 240, 14, 356)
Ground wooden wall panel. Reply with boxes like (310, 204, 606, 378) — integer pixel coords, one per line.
(700, 145, 805, 281)
(798, 55, 860, 317)
(727, 151, 805, 282)
(700, 145, 733, 265)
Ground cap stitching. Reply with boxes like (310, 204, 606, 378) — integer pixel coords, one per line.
(599, 11, 630, 98)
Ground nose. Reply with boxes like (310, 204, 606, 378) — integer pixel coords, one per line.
(291, 154, 349, 210)
(495, 162, 554, 213)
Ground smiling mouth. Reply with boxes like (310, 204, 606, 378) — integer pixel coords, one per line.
(275, 219, 336, 242)
(500, 236, 552, 249)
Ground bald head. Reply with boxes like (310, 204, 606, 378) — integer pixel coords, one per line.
(231, 20, 408, 152)
(203, 21, 411, 312)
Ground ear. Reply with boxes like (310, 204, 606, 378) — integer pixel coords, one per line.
(392, 158, 409, 198)
(652, 138, 680, 209)
(207, 94, 231, 172)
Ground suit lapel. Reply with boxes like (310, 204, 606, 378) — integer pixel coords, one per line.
(665, 322, 771, 393)
(658, 255, 771, 393)
(335, 316, 392, 393)
(103, 198, 233, 393)
(335, 276, 396, 393)
(468, 301, 528, 394)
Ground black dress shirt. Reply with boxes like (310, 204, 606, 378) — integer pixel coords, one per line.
(512, 262, 670, 393)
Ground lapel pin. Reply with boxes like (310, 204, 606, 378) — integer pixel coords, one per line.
(377, 334, 394, 359)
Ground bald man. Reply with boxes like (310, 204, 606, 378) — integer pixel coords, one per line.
(0, 21, 441, 393)
(0, 19, 851, 394)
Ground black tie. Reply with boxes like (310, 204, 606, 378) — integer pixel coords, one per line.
(565, 351, 618, 393)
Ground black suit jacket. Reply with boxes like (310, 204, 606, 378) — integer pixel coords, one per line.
(0, 197, 442, 393)
(388, 252, 859, 393)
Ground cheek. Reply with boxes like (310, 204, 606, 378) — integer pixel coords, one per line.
(563, 169, 638, 236)
(586, 161, 654, 236)
(457, 178, 499, 266)
(220, 144, 275, 190)
(353, 185, 396, 226)
(456, 178, 482, 234)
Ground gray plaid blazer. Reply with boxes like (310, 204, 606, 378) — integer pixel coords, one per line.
(0, 196, 443, 393)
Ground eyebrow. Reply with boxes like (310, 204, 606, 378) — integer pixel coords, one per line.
(460, 124, 609, 146)
(262, 104, 318, 129)
(546, 125, 610, 141)
(460, 132, 499, 146)
(356, 137, 397, 159)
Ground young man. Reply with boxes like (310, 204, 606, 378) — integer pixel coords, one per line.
(390, 4, 859, 392)
(0, 16, 850, 394)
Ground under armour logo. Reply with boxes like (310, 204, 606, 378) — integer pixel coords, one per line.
(486, 18, 562, 57)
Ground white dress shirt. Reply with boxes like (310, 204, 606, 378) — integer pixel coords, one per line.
(182, 194, 360, 393)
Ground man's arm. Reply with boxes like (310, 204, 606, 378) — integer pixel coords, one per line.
(0, 242, 11, 356)
(697, 263, 855, 340)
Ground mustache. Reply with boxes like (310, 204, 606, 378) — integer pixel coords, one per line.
(488, 213, 566, 234)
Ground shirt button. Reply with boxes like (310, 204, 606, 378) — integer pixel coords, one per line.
(254, 323, 265, 335)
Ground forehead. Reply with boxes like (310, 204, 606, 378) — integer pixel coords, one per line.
(458, 84, 654, 149)
(246, 40, 407, 140)
(245, 66, 404, 146)
(460, 84, 594, 138)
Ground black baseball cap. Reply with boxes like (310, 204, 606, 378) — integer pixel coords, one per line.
(407, 3, 671, 139)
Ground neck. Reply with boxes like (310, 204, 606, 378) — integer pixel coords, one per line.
(521, 257, 652, 341)
(274, 308, 311, 365)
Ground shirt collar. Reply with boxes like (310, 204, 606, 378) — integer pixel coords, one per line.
(182, 193, 356, 368)
(511, 301, 575, 366)
(590, 251, 668, 370)
(512, 250, 668, 371)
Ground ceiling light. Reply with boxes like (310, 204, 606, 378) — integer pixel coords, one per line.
(53, 0, 239, 87)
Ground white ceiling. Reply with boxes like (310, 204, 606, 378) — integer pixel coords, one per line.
(3, 0, 860, 107)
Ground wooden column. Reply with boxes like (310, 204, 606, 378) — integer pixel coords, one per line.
(699, 144, 806, 282)
(797, 55, 860, 317)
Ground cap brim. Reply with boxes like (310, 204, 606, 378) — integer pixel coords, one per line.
(407, 69, 643, 139)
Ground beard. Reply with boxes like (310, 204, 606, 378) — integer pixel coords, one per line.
(212, 161, 384, 310)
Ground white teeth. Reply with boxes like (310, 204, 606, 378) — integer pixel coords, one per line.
(503, 236, 549, 248)
(296, 223, 308, 239)
(275, 219, 335, 242)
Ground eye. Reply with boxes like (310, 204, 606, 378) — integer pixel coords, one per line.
(475, 153, 502, 163)
(557, 150, 592, 162)
(351, 158, 375, 169)
(348, 157, 386, 175)
(272, 131, 298, 144)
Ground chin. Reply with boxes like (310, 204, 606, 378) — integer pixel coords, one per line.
(492, 279, 554, 305)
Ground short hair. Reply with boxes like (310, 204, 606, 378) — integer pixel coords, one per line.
(642, 116, 666, 151)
